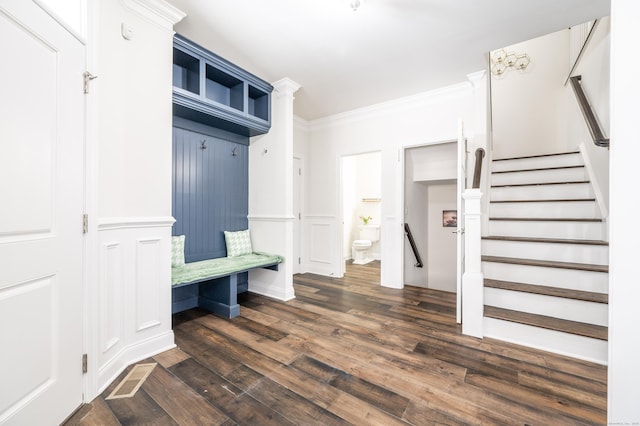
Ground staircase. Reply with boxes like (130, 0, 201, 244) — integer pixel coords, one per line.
(481, 151, 609, 364)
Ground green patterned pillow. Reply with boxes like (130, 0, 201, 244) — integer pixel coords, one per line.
(171, 235, 185, 266)
(224, 229, 253, 257)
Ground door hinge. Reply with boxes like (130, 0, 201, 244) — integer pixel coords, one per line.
(82, 354, 88, 374)
(298, 168, 302, 175)
(82, 214, 88, 234)
(298, 257, 301, 265)
(83, 71, 98, 94)
(298, 212, 301, 220)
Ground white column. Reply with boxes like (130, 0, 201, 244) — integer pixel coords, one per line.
(462, 188, 484, 338)
(248, 78, 301, 301)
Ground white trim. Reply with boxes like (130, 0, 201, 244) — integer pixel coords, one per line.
(579, 142, 609, 219)
(247, 214, 295, 222)
(304, 214, 336, 219)
(97, 217, 175, 231)
(120, 0, 185, 30)
(309, 81, 473, 131)
(293, 115, 310, 133)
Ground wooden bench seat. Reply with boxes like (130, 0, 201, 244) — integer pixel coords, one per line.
(171, 252, 283, 318)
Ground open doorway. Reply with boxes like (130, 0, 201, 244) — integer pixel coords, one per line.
(341, 151, 382, 276)
(403, 142, 458, 292)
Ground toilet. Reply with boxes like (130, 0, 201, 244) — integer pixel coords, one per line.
(352, 224, 380, 265)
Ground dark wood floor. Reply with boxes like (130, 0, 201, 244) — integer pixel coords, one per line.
(67, 261, 607, 425)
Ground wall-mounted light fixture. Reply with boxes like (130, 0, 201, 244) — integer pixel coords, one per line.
(490, 49, 531, 76)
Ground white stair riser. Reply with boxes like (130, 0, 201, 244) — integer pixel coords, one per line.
(482, 262, 609, 293)
(483, 318, 607, 365)
(488, 220, 604, 240)
(491, 183, 594, 201)
(484, 288, 608, 326)
(490, 200, 600, 219)
(492, 153, 583, 172)
(482, 239, 609, 265)
(491, 167, 587, 186)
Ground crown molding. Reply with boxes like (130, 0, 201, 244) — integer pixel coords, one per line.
(121, 0, 186, 30)
(308, 79, 475, 132)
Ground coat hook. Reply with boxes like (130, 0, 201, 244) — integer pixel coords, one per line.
(263, 148, 268, 154)
(232, 147, 237, 156)
(200, 140, 207, 150)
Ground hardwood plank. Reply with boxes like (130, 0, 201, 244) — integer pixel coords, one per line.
(64, 399, 121, 426)
(484, 305, 609, 340)
(143, 364, 230, 425)
(485, 279, 609, 304)
(105, 387, 178, 426)
(466, 373, 606, 424)
(170, 358, 296, 426)
(152, 348, 191, 369)
(69, 261, 606, 425)
(482, 255, 609, 273)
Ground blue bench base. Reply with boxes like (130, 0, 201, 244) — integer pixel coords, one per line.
(171, 264, 278, 318)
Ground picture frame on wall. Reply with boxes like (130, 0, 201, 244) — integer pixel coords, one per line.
(442, 210, 457, 227)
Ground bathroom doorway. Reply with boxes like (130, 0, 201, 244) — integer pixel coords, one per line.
(341, 151, 382, 276)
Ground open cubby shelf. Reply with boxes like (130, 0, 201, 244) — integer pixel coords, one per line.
(172, 34, 272, 137)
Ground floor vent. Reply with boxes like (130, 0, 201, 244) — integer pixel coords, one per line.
(106, 363, 156, 400)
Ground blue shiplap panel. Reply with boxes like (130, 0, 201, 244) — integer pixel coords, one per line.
(172, 122, 249, 263)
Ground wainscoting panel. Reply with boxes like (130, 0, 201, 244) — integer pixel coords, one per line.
(96, 217, 175, 394)
(305, 216, 340, 277)
(135, 238, 162, 332)
(101, 242, 122, 359)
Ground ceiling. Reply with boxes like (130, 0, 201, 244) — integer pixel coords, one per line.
(168, 0, 610, 120)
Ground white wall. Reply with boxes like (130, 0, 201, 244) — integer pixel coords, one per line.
(305, 76, 486, 287)
(427, 182, 457, 292)
(89, 0, 183, 398)
(403, 152, 428, 287)
(608, 1, 640, 423)
(569, 18, 610, 213)
(492, 29, 571, 158)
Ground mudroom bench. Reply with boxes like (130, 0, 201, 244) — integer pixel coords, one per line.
(171, 251, 283, 318)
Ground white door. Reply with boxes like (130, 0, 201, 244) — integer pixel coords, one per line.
(0, 1, 85, 424)
(293, 158, 301, 274)
(456, 120, 466, 323)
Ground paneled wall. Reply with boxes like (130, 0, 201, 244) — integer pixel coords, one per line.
(96, 218, 174, 392)
(172, 118, 250, 262)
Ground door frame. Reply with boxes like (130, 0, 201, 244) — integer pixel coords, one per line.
(400, 136, 464, 318)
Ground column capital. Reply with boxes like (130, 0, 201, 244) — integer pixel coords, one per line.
(272, 77, 302, 99)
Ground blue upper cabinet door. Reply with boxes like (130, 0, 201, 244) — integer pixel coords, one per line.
(173, 125, 249, 263)
(172, 34, 272, 137)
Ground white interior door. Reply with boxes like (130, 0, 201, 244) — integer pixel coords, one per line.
(293, 157, 301, 274)
(456, 120, 466, 323)
(0, 1, 85, 424)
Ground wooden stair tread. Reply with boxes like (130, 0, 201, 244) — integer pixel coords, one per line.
(489, 217, 602, 223)
(492, 180, 589, 188)
(482, 236, 608, 246)
(490, 198, 596, 203)
(484, 279, 608, 304)
(484, 306, 608, 341)
(482, 255, 608, 273)
(493, 151, 580, 161)
(493, 165, 584, 174)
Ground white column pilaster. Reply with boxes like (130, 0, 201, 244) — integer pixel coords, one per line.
(462, 188, 484, 338)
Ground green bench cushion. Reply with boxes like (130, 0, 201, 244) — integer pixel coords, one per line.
(172, 252, 284, 287)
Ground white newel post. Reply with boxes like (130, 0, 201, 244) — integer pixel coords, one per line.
(248, 78, 301, 301)
(462, 188, 484, 338)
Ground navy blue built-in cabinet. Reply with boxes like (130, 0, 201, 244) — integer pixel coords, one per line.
(172, 34, 272, 137)
(171, 35, 272, 294)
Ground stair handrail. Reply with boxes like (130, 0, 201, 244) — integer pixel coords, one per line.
(569, 75, 610, 148)
(403, 223, 423, 268)
(472, 148, 485, 189)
